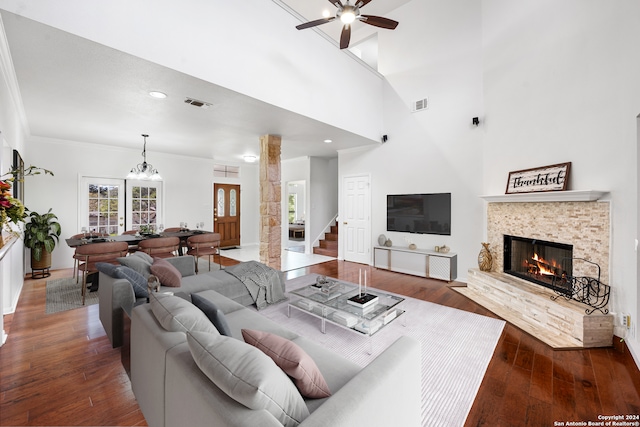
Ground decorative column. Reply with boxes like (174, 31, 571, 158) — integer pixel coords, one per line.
(259, 134, 281, 270)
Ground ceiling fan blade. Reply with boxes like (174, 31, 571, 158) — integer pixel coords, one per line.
(340, 24, 351, 49)
(328, 0, 343, 8)
(296, 17, 336, 30)
(359, 15, 399, 30)
(354, 0, 373, 8)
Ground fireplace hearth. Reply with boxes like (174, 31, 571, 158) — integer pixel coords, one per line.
(503, 235, 573, 296)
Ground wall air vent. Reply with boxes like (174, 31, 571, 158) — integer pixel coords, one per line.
(184, 97, 212, 109)
(411, 98, 428, 113)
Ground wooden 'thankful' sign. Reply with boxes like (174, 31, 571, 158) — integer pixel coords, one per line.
(505, 162, 571, 194)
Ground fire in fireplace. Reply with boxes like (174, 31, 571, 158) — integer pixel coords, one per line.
(503, 235, 573, 295)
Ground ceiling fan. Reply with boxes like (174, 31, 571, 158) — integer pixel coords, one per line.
(296, 0, 399, 49)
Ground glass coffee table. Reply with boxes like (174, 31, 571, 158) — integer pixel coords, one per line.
(287, 277, 405, 351)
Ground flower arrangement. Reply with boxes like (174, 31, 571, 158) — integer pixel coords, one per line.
(0, 180, 25, 234)
(0, 166, 54, 235)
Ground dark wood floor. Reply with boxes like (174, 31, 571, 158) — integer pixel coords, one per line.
(1, 258, 639, 426)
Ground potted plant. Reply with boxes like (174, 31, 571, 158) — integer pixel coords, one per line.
(0, 165, 54, 239)
(24, 208, 61, 273)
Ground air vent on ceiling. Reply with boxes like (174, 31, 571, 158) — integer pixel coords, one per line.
(184, 97, 212, 109)
(411, 98, 428, 113)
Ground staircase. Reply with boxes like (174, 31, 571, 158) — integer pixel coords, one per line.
(313, 224, 338, 257)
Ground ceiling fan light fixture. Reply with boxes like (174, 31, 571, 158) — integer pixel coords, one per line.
(340, 10, 356, 24)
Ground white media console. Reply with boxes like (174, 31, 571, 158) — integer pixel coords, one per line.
(373, 246, 457, 282)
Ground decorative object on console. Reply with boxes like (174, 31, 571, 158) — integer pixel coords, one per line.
(477, 242, 493, 272)
(126, 134, 162, 181)
(505, 162, 571, 194)
(405, 236, 416, 250)
(384, 238, 392, 247)
(378, 234, 386, 245)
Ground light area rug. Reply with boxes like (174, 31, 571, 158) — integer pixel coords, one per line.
(257, 274, 506, 427)
(45, 277, 99, 314)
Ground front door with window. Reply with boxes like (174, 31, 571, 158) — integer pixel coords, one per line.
(214, 183, 240, 248)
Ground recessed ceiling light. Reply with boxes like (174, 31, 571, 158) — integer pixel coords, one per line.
(324, 139, 333, 144)
(149, 91, 167, 99)
(322, 9, 331, 18)
(243, 155, 257, 163)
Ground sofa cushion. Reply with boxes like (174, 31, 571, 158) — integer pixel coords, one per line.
(96, 262, 148, 298)
(117, 254, 152, 278)
(242, 329, 331, 399)
(96, 262, 120, 277)
(151, 258, 182, 287)
(116, 266, 149, 298)
(191, 293, 232, 336)
(187, 331, 309, 427)
(149, 293, 218, 334)
(131, 251, 154, 264)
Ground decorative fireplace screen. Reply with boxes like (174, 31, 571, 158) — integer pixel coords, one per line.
(503, 235, 573, 296)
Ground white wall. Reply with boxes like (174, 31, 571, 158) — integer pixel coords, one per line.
(309, 157, 338, 247)
(339, 0, 485, 277)
(481, 0, 640, 361)
(282, 156, 338, 254)
(0, 0, 384, 143)
(25, 137, 260, 270)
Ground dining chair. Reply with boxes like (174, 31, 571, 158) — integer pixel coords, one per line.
(162, 227, 189, 254)
(121, 230, 140, 253)
(137, 236, 181, 259)
(162, 227, 183, 232)
(75, 241, 129, 305)
(186, 233, 222, 273)
(70, 232, 109, 279)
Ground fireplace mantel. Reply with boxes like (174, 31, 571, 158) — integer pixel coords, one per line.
(479, 190, 608, 203)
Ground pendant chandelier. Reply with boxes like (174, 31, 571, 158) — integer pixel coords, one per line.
(126, 134, 162, 181)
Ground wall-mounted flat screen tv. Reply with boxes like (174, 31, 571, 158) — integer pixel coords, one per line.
(387, 193, 451, 235)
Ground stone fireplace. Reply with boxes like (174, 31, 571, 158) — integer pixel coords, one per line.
(486, 200, 610, 285)
(457, 196, 613, 348)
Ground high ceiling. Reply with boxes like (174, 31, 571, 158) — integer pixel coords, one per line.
(0, 3, 407, 163)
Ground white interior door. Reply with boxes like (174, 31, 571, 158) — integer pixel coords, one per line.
(126, 180, 163, 232)
(78, 177, 125, 235)
(343, 174, 371, 264)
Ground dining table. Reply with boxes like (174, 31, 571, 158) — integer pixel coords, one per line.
(65, 229, 214, 256)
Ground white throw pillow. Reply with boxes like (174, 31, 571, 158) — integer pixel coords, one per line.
(187, 331, 309, 427)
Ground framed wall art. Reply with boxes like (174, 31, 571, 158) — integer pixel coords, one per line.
(505, 162, 571, 194)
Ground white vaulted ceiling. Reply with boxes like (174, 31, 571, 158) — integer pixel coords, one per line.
(1, 2, 400, 162)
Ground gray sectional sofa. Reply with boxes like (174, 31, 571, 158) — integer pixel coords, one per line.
(131, 289, 422, 427)
(98, 254, 260, 347)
